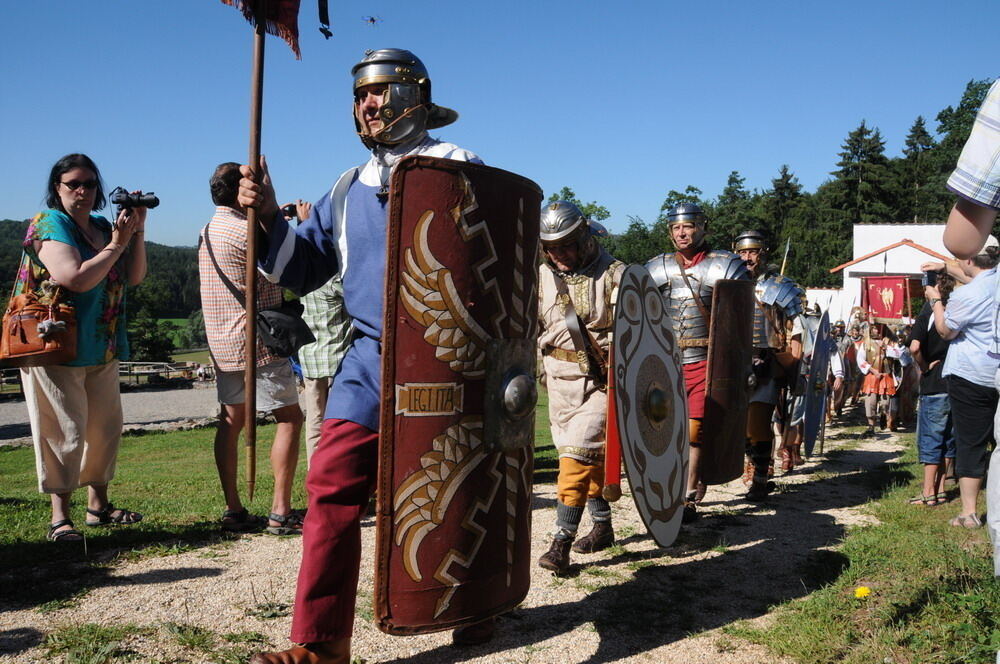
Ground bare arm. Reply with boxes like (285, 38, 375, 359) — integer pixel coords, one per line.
(37, 207, 143, 292)
(943, 199, 998, 259)
(909, 339, 927, 373)
(124, 206, 147, 286)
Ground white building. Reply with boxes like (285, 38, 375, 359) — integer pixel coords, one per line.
(807, 223, 952, 323)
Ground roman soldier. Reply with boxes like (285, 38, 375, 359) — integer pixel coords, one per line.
(537, 201, 624, 574)
(733, 230, 806, 500)
(858, 322, 899, 436)
(645, 204, 751, 511)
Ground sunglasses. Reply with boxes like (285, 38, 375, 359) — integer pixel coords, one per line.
(60, 179, 98, 192)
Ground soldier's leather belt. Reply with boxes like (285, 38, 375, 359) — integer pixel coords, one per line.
(678, 338, 709, 348)
(543, 346, 584, 363)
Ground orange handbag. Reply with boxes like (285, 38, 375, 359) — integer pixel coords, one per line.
(0, 287, 77, 367)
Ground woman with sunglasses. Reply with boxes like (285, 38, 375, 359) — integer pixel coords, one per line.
(15, 153, 148, 542)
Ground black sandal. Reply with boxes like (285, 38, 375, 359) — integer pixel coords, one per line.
(266, 511, 304, 536)
(221, 507, 266, 532)
(85, 502, 143, 526)
(47, 519, 84, 542)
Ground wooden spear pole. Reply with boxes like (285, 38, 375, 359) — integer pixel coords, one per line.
(244, 4, 267, 502)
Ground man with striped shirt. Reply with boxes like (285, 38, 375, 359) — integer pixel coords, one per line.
(198, 162, 304, 536)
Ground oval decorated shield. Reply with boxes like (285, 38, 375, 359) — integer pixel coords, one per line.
(613, 264, 688, 547)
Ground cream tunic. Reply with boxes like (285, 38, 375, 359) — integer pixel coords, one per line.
(538, 249, 624, 462)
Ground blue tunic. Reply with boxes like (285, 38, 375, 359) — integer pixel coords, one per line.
(259, 137, 481, 431)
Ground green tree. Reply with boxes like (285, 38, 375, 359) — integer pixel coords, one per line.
(184, 309, 206, 347)
(895, 116, 937, 223)
(658, 186, 706, 222)
(760, 165, 803, 242)
(128, 308, 177, 361)
(545, 186, 611, 221)
(708, 171, 759, 250)
(925, 78, 996, 220)
(828, 120, 894, 224)
(605, 216, 662, 264)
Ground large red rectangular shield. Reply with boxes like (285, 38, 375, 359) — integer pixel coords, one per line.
(376, 156, 541, 634)
(700, 279, 754, 485)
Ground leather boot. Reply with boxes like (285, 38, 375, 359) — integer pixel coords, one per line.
(452, 616, 497, 646)
(780, 446, 793, 473)
(791, 443, 803, 467)
(572, 521, 614, 554)
(250, 639, 351, 664)
(538, 537, 573, 573)
(887, 415, 896, 432)
(746, 476, 775, 503)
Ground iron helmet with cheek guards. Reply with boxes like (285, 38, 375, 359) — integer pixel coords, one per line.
(351, 48, 458, 149)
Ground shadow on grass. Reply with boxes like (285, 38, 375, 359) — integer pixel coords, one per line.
(0, 523, 235, 611)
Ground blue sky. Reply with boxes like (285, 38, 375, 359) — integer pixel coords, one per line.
(1, 1, 997, 246)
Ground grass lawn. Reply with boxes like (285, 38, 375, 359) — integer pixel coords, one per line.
(726, 430, 1000, 664)
(171, 349, 211, 364)
(0, 391, 558, 579)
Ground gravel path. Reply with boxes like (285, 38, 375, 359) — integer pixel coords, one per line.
(0, 383, 220, 446)
(0, 415, 904, 664)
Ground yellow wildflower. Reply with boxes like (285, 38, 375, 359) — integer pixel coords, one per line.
(854, 586, 871, 599)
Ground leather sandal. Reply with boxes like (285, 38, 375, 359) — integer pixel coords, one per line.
(949, 513, 983, 529)
(47, 519, 84, 542)
(85, 503, 142, 526)
(221, 507, 266, 532)
(266, 511, 304, 536)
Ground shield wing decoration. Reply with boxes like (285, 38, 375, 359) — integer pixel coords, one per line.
(803, 311, 831, 456)
(614, 265, 688, 547)
(700, 279, 754, 485)
(376, 156, 542, 635)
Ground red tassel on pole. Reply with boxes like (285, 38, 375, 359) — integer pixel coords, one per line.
(221, 0, 302, 59)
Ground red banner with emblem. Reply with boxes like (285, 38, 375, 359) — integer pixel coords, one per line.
(863, 276, 907, 322)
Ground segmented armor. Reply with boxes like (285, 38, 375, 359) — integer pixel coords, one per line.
(752, 269, 806, 349)
(645, 250, 751, 363)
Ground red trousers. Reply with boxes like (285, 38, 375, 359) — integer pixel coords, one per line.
(290, 418, 378, 643)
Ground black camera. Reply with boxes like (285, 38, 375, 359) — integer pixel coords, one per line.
(110, 186, 160, 209)
(281, 203, 298, 220)
(921, 270, 938, 287)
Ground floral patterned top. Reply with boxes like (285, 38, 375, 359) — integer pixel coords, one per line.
(15, 209, 129, 366)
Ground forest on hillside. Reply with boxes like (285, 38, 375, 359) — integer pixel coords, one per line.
(0, 220, 198, 319)
(0, 76, 993, 357)
(556, 78, 997, 288)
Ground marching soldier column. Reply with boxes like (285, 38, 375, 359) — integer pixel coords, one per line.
(645, 204, 752, 512)
(733, 230, 806, 501)
(536, 201, 625, 573)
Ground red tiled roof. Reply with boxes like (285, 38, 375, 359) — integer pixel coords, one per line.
(829, 239, 949, 273)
